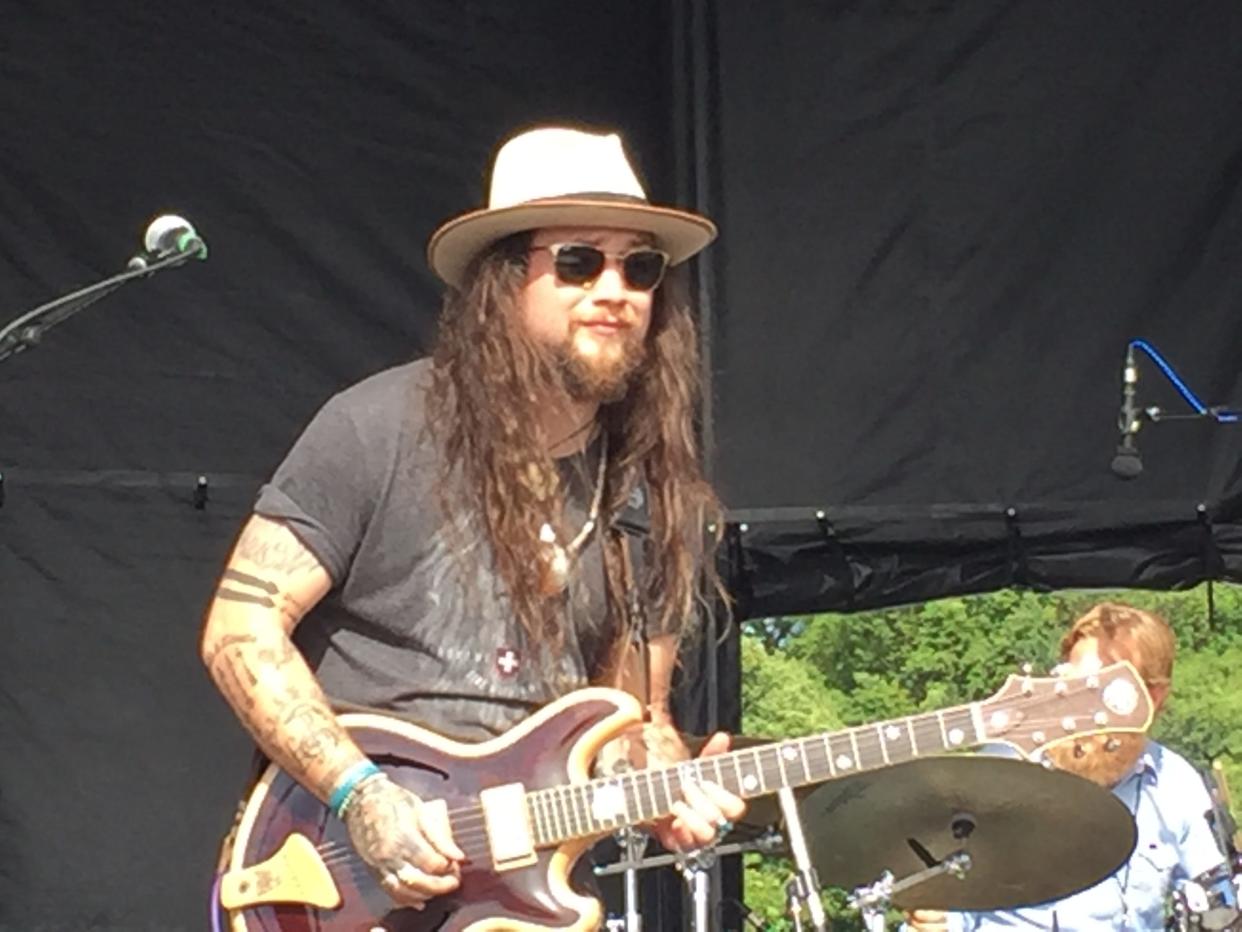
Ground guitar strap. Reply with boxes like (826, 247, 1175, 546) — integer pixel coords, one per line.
(606, 523, 651, 710)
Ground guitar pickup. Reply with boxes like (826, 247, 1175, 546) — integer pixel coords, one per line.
(219, 832, 341, 910)
(479, 783, 537, 870)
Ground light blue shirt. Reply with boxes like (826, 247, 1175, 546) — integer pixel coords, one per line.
(942, 742, 1226, 931)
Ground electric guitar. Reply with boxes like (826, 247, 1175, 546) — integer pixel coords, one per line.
(217, 661, 1153, 931)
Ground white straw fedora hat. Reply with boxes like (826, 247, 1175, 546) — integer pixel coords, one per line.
(427, 126, 717, 287)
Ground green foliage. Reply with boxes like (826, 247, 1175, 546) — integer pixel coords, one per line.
(739, 636, 845, 738)
(737, 584, 1242, 928)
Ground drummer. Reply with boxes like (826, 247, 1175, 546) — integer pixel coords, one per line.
(906, 602, 1230, 932)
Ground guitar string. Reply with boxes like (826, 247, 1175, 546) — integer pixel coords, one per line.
(301, 680, 1117, 868)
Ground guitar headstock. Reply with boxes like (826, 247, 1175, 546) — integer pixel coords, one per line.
(979, 660, 1154, 759)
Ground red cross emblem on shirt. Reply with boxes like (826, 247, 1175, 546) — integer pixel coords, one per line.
(495, 648, 521, 678)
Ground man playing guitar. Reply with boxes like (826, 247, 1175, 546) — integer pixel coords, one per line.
(200, 125, 746, 917)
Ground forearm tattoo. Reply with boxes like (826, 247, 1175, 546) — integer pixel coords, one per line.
(205, 630, 345, 776)
(234, 521, 322, 574)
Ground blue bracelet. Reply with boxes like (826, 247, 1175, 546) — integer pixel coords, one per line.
(329, 760, 382, 818)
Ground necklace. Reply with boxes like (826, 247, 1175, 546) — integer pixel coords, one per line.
(538, 432, 608, 595)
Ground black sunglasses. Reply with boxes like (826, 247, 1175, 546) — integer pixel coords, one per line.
(530, 243, 670, 292)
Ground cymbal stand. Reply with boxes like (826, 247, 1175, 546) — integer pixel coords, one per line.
(613, 826, 648, 932)
(850, 851, 973, 932)
(779, 787, 828, 932)
(595, 832, 785, 932)
(676, 846, 715, 932)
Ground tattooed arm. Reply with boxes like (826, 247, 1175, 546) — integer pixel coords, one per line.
(200, 514, 462, 905)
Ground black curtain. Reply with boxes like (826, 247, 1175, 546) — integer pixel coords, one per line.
(710, 0, 1242, 617)
(0, 2, 687, 927)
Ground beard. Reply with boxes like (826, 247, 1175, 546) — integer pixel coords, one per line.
(1045, 732, 1148, 787)
(554, 326, 648, 404)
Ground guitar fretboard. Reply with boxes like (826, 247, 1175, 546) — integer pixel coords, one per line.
(524, 703, 982, 846)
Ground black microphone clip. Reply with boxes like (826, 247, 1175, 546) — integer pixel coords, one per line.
(1111, 344, 1143, 479)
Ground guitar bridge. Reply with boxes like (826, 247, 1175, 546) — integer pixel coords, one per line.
(219, 832, 342, 910)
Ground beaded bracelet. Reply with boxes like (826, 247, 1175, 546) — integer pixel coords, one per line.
(329, 760, 382, 818)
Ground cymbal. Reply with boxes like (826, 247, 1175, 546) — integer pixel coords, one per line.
(797, 756, 1136, 911)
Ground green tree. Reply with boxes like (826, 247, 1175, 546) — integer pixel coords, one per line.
(736, 585, 1241, 929)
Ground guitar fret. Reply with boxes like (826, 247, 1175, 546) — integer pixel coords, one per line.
(731, 753, 748, 796)
(906, 716, 919, 755)
(625, 773, 646, 822)
(848, 728, 862, 769)
(821, 734, 837, 776)
(751, 747, 767, 793)
(774, 743, 790, 789)
(799, 738, 813, 783)
(562, 784, 583, 837)
(660, 766, 676, 812)
(537, 789, 554, 841)
(970, 701, 987, 742)
(543, 788, 562, 840)
(643, 770, 660, 817)
(528, 793, 546, 845)
(875, 724, 891, 764)
(936, 710, 949, 748)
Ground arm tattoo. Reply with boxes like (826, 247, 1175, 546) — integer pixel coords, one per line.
(235, 521, 321, 574)
(216, 588, 276, 609)
(282, 702, 343, 766)
(203, 633, 258, 669)
(223, 569, 278, 594)
(279, 591, 310, 626)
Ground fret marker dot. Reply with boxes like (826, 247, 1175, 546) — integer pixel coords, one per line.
(836, 754, 854, 770)
(782, 745, 798, 761)
(948, 728, 964, 746)
(885, 725, 901, 741)
(742, 774, 759, 792)
(590, 783, 626, 822)
(989, 711, 1009, 729)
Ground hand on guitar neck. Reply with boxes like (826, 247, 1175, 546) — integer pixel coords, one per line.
(604, 723, 748, 852)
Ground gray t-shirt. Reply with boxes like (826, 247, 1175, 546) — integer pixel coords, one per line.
(255, 359, 643, 741)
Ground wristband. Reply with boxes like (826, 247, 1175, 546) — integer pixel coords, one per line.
(329, 760, 382, 818)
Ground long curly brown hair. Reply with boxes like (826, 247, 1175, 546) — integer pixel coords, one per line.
(427, 232, 723, 652)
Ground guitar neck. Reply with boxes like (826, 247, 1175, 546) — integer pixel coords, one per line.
(526, 702, 983, 847)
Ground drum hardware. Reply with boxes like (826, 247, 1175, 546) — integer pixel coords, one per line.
(595, 831, 784, 932)
(777, 785, 828, 931)
(851, 851, 973, 932)
(1169, 864, 1241, 931)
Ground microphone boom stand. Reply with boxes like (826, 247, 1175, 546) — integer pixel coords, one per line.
(0, 249, 201, 365)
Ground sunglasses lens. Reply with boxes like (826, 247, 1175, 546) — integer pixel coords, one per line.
(553, 245, 605, 284)
(623, 250, 668, 290)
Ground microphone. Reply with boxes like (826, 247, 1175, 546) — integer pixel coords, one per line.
(127, 214, 208, 268)
(1111, 344, 1143, 479)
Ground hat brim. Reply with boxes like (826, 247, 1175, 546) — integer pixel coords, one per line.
(427, 199, 717, 288)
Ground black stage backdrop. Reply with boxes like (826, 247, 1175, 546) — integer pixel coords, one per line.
(711, 1, 1242, 617)
(0, 2, 701, 928)
(5, 1, 1242, 929)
